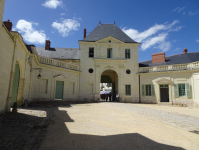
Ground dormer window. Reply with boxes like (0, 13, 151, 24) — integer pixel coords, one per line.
(89, 48, 94, 58)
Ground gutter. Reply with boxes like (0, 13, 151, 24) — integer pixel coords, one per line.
(139, 75, 141, 103)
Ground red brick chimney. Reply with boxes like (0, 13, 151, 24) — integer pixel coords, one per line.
(183, 48, 187, 53)
(45, 40, 51, 50)
(84, 28, 86, 38)
(152, 52, 165, 63)
(3, 19, 12, 31)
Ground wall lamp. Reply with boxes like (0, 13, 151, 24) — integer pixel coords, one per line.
(30, 68, 42, 79)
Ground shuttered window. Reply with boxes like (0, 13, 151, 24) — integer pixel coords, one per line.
(186, 83, 191, 97)
(142, 85, 145, 96)
(178, 84, 186, 96)
(126, 85, 131, 95)
(151, 84, 155, 96)
(174, 84, 179, 97)
(125, 49, 130, 59)
(146, 85, 151, 96)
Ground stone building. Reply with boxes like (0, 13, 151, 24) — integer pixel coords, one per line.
(0, 0, 199, 115)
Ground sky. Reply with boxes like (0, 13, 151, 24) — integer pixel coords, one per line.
(3, 0, 199, 62)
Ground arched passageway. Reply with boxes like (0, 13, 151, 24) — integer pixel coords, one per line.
(100, 69, 118, 102)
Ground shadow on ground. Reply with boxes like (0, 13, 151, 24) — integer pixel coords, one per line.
(0, 101, 185, 150)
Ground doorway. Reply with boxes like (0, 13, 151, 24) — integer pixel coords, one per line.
(55, 81, 64, 100)
(100, 70, 118, 102)
(11, 63, 20, 106)
(160, 84, 169, 102)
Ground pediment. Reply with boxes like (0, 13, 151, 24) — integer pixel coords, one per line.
(155, 78, 173, 84)
(54, 74, 68, 80)
(96, 36, 124, 44)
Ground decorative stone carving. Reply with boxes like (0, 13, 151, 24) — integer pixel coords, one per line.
(54, 74, 68, 80)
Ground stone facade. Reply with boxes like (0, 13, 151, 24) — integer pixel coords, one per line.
(0, 1, 199, 116)
(78, 37, 140, 102)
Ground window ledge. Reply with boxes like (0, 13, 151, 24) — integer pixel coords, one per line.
(94, 58, 126, 62)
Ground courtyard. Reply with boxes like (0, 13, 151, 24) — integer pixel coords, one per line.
(0, 102, 199, 150)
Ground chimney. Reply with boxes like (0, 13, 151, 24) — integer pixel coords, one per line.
(3, 19, 12, 31)
(183, 48, 187, 53)
(152, 52, 165, 63)
(84, 28, 86, 39)
(45, 40, 51, 50)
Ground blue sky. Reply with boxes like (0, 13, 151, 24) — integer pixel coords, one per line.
(3, 0, 199, 62)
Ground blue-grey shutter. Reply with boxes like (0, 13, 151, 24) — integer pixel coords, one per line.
(110, 49, 112, 58)
(186, 83, 191, 97)
(174, 84, 179, 97)
(142, 85, 145, 96)
(151, 84, 155, 96)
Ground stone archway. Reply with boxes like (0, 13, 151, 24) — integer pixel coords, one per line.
(100, 69, 119, 101)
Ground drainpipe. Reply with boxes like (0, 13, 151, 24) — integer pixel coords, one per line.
(139, 75, 141, 103)
(5, 34, 18, 112)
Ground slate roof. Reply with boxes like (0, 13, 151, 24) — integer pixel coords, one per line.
(81, 24, 138, 43)
(139, 52, 199, 67)
(35, 47, 80, 59)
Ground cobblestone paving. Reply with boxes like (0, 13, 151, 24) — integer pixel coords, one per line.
(103, 103, 199, 133)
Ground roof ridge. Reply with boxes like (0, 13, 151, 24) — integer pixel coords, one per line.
(165, 52, 199, 58)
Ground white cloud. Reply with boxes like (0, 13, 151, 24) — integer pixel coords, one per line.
(188, 11, 199, 16)
(183, 12, 185, 15)
(174, 48, 180, 52)
(15, 20, 46, 44)
(196, 39, 199, 42)
(122, 20, 178, 43)
(122, 20, 183, 51)
(52, 18, 80, 37)
(156, 41, 171, 52)
(60, 13, 65, 16)
(169, 26, 184, 32)
(178, 7, 185, 13)
(42, 0, 63, 9)
(173, 7, 179, 11)
(141, 33, 168, 50)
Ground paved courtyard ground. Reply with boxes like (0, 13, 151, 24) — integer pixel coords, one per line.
(0, 102, 199, 150)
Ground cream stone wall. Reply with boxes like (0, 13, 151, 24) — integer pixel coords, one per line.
(29, 48, 80, 102)
(0, 24, 32, 114)
(0, 0, 5, 22)
(0, 24, 14, 114)
(79, 37, 140, 102)
(192, 73, 199, 106)
(140, 71, 196, 105)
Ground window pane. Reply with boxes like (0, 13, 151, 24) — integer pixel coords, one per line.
(125, 49, 130, 59)
(107, 48, 112, 58)
(179, 84, 186, 96)
(89, 48, 94, 57)
(145, 85, 151, 96)
(126, 85, 131, 95)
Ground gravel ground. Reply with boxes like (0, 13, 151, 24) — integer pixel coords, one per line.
(1, 102, 199, 150)
(39, 102, 199, 150)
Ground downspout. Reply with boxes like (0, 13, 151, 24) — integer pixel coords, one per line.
(139, 75, 141, 103)
(5, 34, 17, 112)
